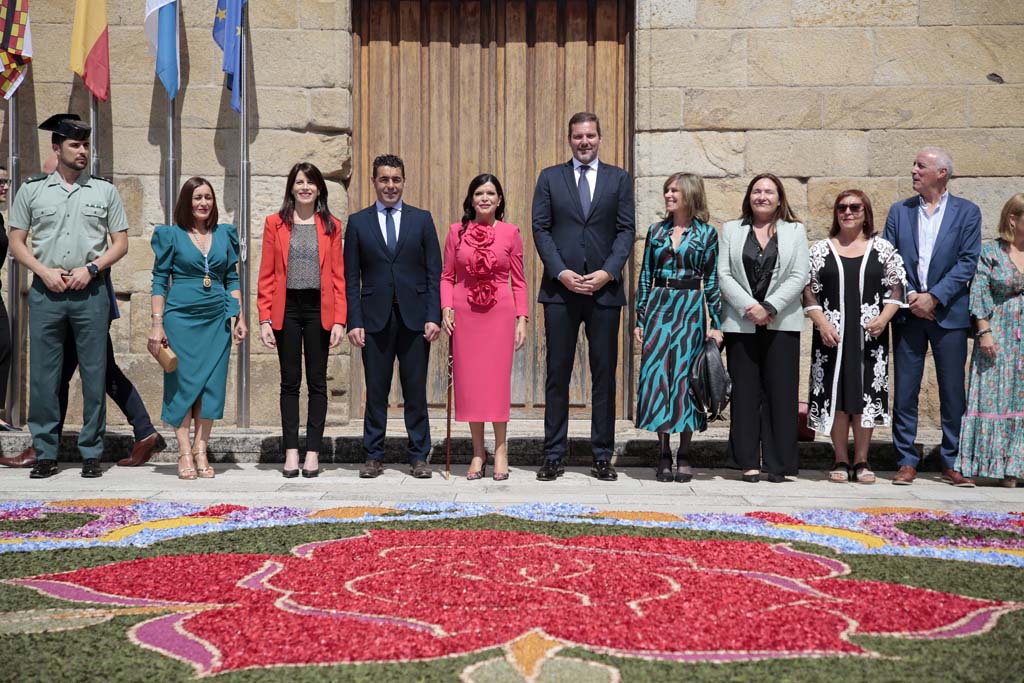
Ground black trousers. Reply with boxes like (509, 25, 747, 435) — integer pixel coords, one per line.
(273, 289, 331, 453)
(59, 325, 156, 442)
(361, 304, 431, 463)
(543, 299, 620, 462)
(724, 328, 800, 475)
(0, 297, 10, 415)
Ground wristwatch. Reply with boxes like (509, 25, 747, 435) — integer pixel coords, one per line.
(86, 263, 99, 279)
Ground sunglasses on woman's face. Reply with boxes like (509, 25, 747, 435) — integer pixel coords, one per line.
(837, 203, 863, 214)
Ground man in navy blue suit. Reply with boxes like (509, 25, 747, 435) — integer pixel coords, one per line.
(883, 147, 981, 487)
(344, 154, 442, 479)
(532, 112, 635, 481)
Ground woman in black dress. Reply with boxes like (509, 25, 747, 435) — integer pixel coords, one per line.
(803, 190, 907, 484)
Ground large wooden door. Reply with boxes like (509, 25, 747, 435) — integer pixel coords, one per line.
(350, 0, 633, 418)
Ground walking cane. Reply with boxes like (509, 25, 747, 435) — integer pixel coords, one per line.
(444, 316, 454, 480)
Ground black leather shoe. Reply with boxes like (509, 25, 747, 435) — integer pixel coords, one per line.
(536, 460, 564, 481)
(282, 468, 299, 478)
(29, 460, 59, 479)
(301, 467, 320, 478)
(81, 459, 103, 478)
(592, 461, 618, 481)
(741, 472, 760, 483)
(763, 473, 789, 483)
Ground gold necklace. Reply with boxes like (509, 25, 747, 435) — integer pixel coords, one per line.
(189, 228, 212, 288)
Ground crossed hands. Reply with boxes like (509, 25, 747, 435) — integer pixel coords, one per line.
(559, 269, 612, 295)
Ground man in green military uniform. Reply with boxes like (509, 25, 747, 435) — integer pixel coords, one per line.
(8, 114, 129, 478)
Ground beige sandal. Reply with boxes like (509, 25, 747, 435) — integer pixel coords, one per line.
(193, 446, 215, 479)
(177, 452, 197, 480)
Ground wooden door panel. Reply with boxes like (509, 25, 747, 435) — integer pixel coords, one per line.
(352, 0, 631, 419)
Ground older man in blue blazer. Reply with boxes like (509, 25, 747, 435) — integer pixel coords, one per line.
(883, 147, 981, 487)
(532, 112, 635, 482)
(344, 154, 442, 479)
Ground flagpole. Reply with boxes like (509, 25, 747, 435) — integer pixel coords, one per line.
(89, 93, 100, 175)
(6, 94, 25, 426)
(236, 1, 250, 428)
(165, 95, 175, 223)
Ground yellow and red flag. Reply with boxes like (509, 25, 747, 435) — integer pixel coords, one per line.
(70, 0, 109, 100)
(0, 0, 33, 99)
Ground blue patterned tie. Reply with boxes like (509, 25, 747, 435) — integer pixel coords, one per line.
(385, 207, 397, 253)
(578, 165, 592, 216)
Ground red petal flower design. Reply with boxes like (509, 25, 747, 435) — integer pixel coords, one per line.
(6, 530, 1017, 675)
(462, 223, 498, 308)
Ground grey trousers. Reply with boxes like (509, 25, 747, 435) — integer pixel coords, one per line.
(28, 277, 109, 461)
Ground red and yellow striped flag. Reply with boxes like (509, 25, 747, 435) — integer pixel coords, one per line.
(70, 0, 109, 100)
(0, 0, 33, 99)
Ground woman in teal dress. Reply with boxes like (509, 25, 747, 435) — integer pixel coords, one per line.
(957, 193, 1024, 487)
(634, 173, 723, 483)
(148, 177, 247, 479)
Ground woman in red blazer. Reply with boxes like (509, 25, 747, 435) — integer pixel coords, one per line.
(257, 162, 346, 478)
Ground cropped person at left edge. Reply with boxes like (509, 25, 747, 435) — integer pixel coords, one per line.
(257, 162, 346, 479)
(8, 114, 129, 479)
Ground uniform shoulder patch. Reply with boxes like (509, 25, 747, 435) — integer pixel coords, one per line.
(23, 173, 48, 183)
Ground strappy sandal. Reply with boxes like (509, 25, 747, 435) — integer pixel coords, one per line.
(829, 462, 851, 483)
(193, 447, 215, 479)
(177, 452, 197, 480)
(852, 462, 876, 484)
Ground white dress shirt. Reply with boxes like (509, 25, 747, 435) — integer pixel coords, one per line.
(375, 199, 404, 244)
(572, 157, 599, 203)
(916, 191, 948, 291)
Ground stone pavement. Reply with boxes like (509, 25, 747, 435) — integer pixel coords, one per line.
(1, 420, 1018, 515)
(1, 459, 1019, 516)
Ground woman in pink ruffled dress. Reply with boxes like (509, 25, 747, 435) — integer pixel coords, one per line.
(441, 174, 529, 480)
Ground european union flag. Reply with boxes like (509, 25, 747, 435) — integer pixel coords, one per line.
(213, 0, 246, 112)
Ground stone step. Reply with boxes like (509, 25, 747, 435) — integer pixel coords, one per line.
(0, 421, 950, 472)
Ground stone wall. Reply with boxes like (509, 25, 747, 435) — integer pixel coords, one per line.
(1, 0, 353, 428)
(634, 0, 1023, 427)
(3, 1, 1021, 431)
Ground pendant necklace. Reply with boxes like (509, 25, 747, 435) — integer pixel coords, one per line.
(190, 229, 213, 289)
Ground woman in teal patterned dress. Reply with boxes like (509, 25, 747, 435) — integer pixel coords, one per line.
(148, 178, 248, 479)
(634, 173, 723, 483)
(957, 193, 1024, 487)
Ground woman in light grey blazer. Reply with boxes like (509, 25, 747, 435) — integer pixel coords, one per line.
(718, 173, 809, 482)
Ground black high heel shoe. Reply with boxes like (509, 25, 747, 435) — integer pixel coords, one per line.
(655, 453, 674, 482)
(301, 455, 320, 478)
(674, 456, 693, 483)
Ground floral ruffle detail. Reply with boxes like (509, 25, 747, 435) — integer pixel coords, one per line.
(463, 222, 497, 308)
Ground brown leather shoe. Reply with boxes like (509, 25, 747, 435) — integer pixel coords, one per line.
(359, 460, 384, 479)
(410, 460, 433, 479)
(941, 469, 976, 488)
(0, 447, 37, 468)
(117, 433, 163, 467)
(892, 465, 917, 486)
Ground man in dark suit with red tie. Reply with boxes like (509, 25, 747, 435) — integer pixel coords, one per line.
(344, 154, 442, 479)
(532, 112, 636, 481)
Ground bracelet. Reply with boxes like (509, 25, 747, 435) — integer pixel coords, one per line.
(976, 328, 992, 338)
(151, 314, 163, 319)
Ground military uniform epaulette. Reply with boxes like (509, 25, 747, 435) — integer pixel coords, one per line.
(91, 175, 113, 184)
(23, 173, 48, 183)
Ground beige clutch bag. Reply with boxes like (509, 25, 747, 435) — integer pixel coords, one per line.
(156, 344, 178, 373)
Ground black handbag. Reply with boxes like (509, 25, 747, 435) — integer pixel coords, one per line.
(690, 338, 732, 426)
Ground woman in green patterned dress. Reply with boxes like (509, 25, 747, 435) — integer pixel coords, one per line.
(634, 173, 722, 483)
(957, 193, 1024, 487)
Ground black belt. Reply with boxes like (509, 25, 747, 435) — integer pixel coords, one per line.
(653, 277, 700, 290)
